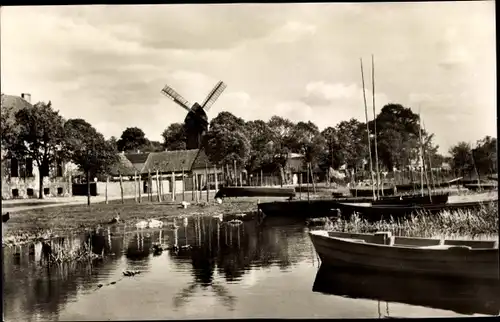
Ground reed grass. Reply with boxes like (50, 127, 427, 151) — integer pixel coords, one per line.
(327, 202, 498, 238)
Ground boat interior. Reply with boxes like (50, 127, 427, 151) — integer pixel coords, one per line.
(312, 231, 499, 250)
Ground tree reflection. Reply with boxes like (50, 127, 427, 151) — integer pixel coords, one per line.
(169, 215, 308, 311)
(3, 231, 122, 321)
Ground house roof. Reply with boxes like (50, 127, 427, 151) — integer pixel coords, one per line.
(1, 94, 33, 127)
(127, 149, 213, 174)
(109, 153, 137, 176)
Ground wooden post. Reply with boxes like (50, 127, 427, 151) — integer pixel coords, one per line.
(233, 160, 237, 186)
(192, 173, 195, 201)
(199, 174, 203, 201)
(205, 163, 209, 202)
(307, 165, 310, 202)
(182, 168, 185, 202)
(226, 164, 230, 186)
(119, 174, 124, 204)
(171, 171, 176, 202)
(156, 170, 161, 202)
(138, 173, 142, 203)
(299, 172, 302, 200)
(105, 175, 109, 204)
(214, 165, 218, 191)
(134, 171, 138, 203)
(239, 172, 243, 187)
(310, 163, 316, 194)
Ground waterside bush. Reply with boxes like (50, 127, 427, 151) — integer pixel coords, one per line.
(326, 201, 498, 238)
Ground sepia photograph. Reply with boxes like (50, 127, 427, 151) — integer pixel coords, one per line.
(1, 2, 498, 320)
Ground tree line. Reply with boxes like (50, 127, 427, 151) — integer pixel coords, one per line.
(1, 99, 497, 200)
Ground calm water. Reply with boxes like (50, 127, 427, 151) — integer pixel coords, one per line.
(3, 216, 498, 321)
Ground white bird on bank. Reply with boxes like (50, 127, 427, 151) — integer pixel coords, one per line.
(216, 198, 222, 204)
(148, 219, 164, 228)
(136, 220, 148, 229)
(180, 201, 190, 209)
(212, 214, 223, 222)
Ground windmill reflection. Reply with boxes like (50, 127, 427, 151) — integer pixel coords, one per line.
(170, 215, 240, 311)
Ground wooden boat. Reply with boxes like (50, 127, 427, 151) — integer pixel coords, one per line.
(339, 199, 497, 220)
(465, 183, 498, 191)
(257, 193, 450, 219)
(350, 187, 395, 197)
(257, 197, 375, 218)
(214, 186, 295, 199)
(312, 264, 500, 316)
(372, 193, 449, 206)
(309, 230, 499, 280)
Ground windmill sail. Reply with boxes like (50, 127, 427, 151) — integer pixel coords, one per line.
(161, 85, 193, 113)
(201, 81, 227, 111)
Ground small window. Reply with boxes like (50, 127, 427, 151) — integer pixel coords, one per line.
(43, 188, 50, 195)
(56, 160, 63, 177)
(12, 189, 19, 198)
(57, 187, 63, 195)
(26, 158, 34, 177)
(10, 158, 19, 177)
(27, 188, 34, 197)
(40, 160, 49, 177)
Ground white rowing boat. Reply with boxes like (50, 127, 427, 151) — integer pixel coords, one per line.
(309, 230, 499, 280)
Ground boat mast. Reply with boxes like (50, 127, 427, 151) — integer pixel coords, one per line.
(422, 120, 436, 192)
(371, 54, 381, 198)
(418, 109, 424, 197)
(360, 58, 376, 200)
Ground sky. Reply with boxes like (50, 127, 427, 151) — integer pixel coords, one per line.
(1, 2, 496, 155)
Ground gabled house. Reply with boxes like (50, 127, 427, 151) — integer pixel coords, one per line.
(1, 93, 73, 199)
(123, 148, 222, 193)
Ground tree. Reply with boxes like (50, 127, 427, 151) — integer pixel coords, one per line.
(449, 142, 474, 178)
(267, 116, 295, 183)
(244, 120, 274, 173)
(319, 127, 343, 170)
(472, 136, 497, 176)
(117, 127, 149, 152)
(203, 126, 251, 176)
(335, 118, 368, 176)
(3, 101, 66, 199)
(161, 123, 187, 151)
(143, 140, 165, 153)
(209, 111, 246, 132)
(370, 103, 437, 172)
(65, 119, 118, 205)
(289, 121, 325, 168)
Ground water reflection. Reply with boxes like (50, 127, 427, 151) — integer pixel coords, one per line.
(312, 264, 500, 316)
(4, 215, 493, 321)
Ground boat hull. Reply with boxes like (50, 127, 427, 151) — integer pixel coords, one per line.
(214, 186, 296, 199)
(257, 198, 374, 218)
(340, 199, 497, 220)
(313, 264, 500, 316)
(309, 231, 499, 280)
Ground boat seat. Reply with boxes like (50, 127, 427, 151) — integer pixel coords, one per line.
(444, 239, 498, 249)
(419, 245, 472, 250)
(393, 236, 441, 247)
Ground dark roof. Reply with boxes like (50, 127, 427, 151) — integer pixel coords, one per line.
(124, 153, 150, 165)
(109, 153, 137, 176)
(141, 149, 212, 173)
(1, 94, 33, 127)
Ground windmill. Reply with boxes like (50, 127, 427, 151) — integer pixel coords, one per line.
(161, 81, 227, 150)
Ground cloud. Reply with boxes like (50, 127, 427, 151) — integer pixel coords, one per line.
(1, 3, 495, 154)
(265, 21, 317, 43)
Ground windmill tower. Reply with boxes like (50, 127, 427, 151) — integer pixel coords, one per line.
(161, 81, 227, 150)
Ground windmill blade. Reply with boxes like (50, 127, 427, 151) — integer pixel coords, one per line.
(201, 81, 227, 111)
(161, 84, 194, 113)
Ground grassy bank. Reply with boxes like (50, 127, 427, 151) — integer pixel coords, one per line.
(327, 201, 498, 238)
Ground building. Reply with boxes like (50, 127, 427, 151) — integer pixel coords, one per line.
(1, 93, 73, 199)
(104, 149, 223, 195)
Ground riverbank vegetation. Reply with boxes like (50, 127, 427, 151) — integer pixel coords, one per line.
(327, 201, 498, 238)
